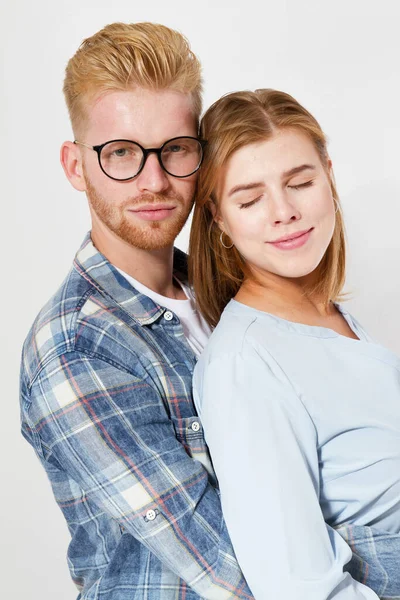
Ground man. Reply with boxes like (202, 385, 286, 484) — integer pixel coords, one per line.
(20, 22, 253, 599)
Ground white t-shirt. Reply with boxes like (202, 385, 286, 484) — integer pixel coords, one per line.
(116, 268, 212, 357)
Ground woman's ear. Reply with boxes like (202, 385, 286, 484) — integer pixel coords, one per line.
(208, 199, 225, 232)
(327, 157, 333, 173)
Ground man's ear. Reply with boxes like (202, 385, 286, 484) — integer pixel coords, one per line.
(60, 141, 87, 192)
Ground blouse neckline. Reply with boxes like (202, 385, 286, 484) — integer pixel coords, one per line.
(227, 299, 370, 342)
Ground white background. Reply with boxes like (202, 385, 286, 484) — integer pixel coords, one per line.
(2, 0, 400, 597)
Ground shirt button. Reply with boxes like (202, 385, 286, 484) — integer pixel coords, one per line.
(191, 421, 200, 432)
(146, 509, 156, 521)
(164, 311, 173, 321)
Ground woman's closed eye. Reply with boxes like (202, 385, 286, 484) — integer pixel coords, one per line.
(239, 195, 263, 209)
(288, 180, 314, 191)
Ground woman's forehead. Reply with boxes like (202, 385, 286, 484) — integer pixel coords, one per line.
(218, 129, 321, 195)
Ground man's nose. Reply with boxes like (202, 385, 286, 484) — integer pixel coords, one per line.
(135, 153, 169, 194)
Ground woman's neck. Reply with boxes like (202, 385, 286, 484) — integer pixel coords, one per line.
(233, 268, 360, 339)
(235, 270, 334, 323)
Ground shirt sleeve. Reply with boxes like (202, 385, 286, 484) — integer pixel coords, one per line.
(26, 350, 254, 599)
(194, 338, 379, 600)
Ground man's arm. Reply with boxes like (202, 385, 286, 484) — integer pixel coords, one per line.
(24, 350, 253, 599)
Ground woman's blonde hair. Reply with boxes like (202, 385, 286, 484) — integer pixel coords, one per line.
(189, 89, 346, 328)
(63, 22, 202, 135)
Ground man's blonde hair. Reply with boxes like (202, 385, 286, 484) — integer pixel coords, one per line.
(63, 22, 202, 135)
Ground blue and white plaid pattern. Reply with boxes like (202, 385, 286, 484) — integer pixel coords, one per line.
(337, 525, 400, 600)
(20, 234, 253, 600)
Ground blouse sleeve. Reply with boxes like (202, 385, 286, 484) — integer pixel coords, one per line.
(193, 337, 378, 599)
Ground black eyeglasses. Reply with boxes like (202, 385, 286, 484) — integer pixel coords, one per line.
(74, 136, 207, 181)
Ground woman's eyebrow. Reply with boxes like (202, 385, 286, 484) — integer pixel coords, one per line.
(228, 181, 264, 197)
(227, 165, 317, 197)
(282, 164, 316, 178)
(228, 164, 317, 197)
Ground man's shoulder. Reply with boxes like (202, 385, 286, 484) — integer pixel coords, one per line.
(21, 239, 191, 389)
(22, 262, 94, 381)
(21, 261, 144, 386)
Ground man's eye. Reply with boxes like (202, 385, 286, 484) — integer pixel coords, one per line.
(163, 144, 188, 154)
(288, 180, 314, 191)
(103, 145, 140, 160)
(112, 148, 131, 157)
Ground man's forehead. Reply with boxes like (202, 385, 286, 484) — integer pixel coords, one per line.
(84, 88, 197, 144)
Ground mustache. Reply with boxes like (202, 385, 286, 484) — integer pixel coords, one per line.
(122, 192, 184, 209)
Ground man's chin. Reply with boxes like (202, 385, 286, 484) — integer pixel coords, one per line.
(115, 220, 185, 251)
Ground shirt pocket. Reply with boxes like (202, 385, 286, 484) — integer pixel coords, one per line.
(172, 416, 217, 486)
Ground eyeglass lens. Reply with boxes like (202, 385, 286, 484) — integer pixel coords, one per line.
(99, 137, 203, 180)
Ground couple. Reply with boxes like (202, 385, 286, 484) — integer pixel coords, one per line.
(20, 22, 399, 600)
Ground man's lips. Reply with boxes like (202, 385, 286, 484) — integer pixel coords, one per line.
(267, 227, 314, 250)
(128, 204, 177, 221)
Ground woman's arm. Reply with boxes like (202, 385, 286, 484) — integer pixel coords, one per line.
(194, 338, 378, 599)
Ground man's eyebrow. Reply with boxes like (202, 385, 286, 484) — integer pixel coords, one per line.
(282, 164, 316, 178)
(228, 182, 264, 197)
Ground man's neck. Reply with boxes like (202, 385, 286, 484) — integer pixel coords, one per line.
(91, 227, 184, 300)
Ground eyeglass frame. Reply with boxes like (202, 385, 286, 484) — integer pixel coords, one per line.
(73, 136, 207, 182)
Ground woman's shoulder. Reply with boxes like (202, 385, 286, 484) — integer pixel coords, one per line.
(193, 300, 307, 419)
(198, 300, 285, 369)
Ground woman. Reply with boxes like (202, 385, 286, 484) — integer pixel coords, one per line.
(190, 89, 400, 599)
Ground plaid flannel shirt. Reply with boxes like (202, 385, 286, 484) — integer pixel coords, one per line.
(20, 234, 254, 600)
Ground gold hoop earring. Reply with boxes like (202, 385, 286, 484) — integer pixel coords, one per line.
(220, 231, 234, 249)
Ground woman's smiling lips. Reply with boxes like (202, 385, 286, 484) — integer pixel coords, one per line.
(267, 227, 314, 250)
(129, 204, 177, 221)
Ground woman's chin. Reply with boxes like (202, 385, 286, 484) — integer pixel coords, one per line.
(266, 260, 323, 281)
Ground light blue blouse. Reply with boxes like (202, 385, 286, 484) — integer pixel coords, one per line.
(193, 300, 400, 599)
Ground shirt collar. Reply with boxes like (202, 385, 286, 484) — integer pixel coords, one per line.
(73, 233, 188, 326)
